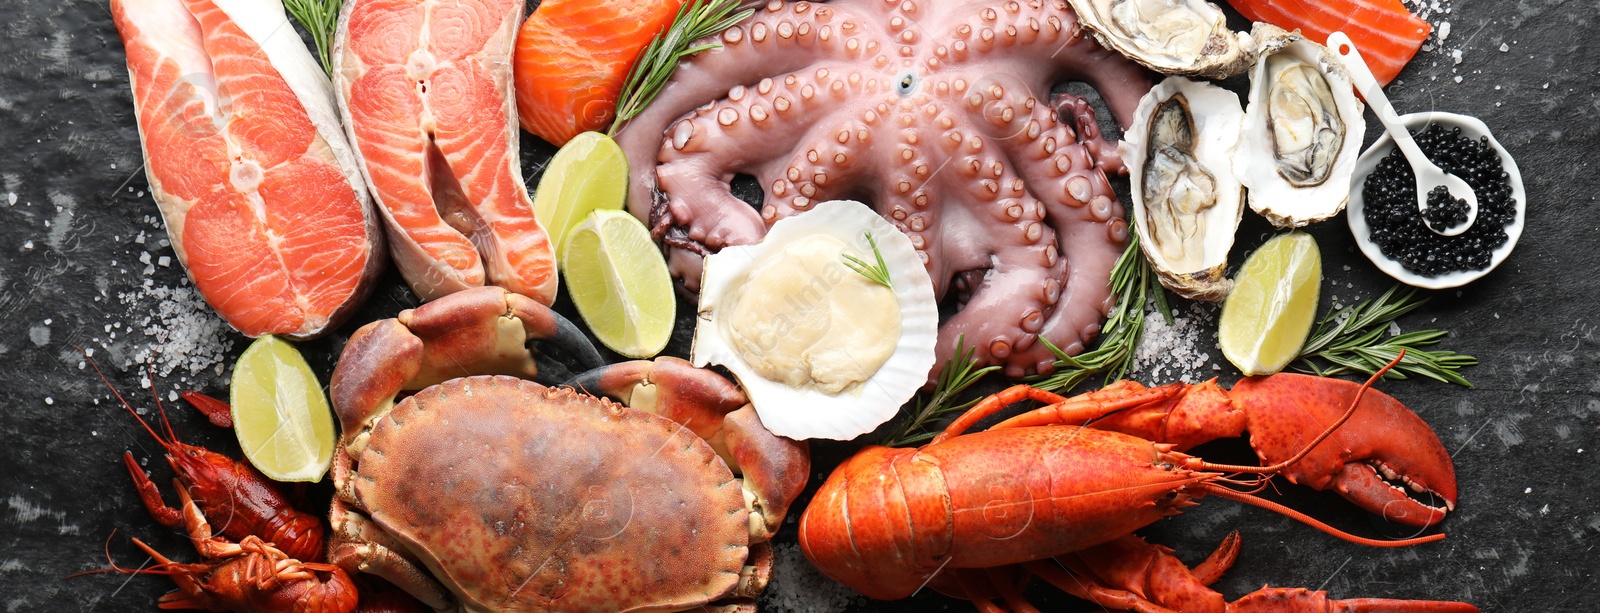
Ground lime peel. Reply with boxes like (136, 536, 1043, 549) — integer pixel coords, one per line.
(229, 335, 336, 482)
(1219, 232, 1322, 376)
(562, 209, 675, 358)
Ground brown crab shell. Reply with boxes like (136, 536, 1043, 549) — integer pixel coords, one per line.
(352, 375, 749, 611)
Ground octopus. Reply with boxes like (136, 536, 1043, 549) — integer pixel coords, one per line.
(615, 0, 1154, 377)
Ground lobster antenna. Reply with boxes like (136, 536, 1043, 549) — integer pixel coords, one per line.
(82, 348, 171, 448)
(1198, 482, 1444, 548)
(145, 362, 179, 445)
(1195, 350, 1405, 475)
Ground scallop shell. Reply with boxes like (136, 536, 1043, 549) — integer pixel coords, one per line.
(1238, 25, 1367, 227)
(692, 200, 938, 441)
(1121, 77, 1246, 301)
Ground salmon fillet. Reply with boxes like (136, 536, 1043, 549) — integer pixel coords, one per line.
(335, 0, 558, 303)
(113, 0, 383, 339)
(1227, 0, 1431, 86)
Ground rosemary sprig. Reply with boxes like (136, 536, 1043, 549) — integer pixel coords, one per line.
(1028, 219, 1165, 394)
(1293, 285, 1477, 386)
(283, 0, 342, 75)
(880, 337, 1000, 447)
(842, 232, 893, 289)
(608, 0, 754, 135)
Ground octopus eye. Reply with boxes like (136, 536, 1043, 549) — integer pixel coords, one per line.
(895, 70, 918, 96)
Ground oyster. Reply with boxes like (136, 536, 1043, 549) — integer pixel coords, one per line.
(1068, 0, 1256, 78)
(1238, 26, 1366, 226)
(692, 200, 938, 441)
(1122, 77, 1245, 301)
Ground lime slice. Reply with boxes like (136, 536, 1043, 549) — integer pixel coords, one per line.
(1219, 232, 1322, 376)
(532, 131, 628, 262)
(563, 209, 675, 358)
(229, 335, 336, 482)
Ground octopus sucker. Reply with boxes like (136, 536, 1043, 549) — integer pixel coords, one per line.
(617, 0, 1154, 375)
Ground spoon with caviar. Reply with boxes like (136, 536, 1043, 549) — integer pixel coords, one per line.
(1329, 32, 1478, 237)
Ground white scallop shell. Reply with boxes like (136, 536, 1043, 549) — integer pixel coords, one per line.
(692, 200, 938, 441)
(1121, 77, 1246, 301)
(1238, 28, 1367, 227)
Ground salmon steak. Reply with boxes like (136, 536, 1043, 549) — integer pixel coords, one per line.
(113, 0, 384, 339)
(334, 0, 558, 304)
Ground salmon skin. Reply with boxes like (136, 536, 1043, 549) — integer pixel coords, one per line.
(334, 0, 558, 304)
(113, 0, 384, 340)
(513, 0, 687, 145)
(1227, 0, 1431, 86)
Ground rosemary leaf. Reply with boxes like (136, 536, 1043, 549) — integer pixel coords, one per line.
(842, 232, 893, 289)
(609, 0, 753, 135)
(283, 0, 342, 76)
(1292, 285, 1476, 386)
(880, 337, 999, 447)
(1027, 217, 1157, 394)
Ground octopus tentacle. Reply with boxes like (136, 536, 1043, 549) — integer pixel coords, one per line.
(618, 0, 899, 220)
(1004, 96, 1127, 374)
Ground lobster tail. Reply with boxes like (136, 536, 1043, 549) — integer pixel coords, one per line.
(798, 445, 935, 600)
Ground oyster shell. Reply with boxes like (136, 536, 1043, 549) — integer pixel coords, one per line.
(1068, 0, 1256, 78)
(692, 200, 938, 441)
(1121, 77, 1245, 301)
(1238, 26, 1366, 227)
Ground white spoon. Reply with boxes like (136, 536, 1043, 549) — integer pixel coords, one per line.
(1327, 31, 1478, 237)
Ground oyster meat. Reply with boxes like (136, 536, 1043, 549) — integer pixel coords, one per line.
(1238, 26, 1365, 226)
(1068, 0, 1256, 78)
(1122, 77, 1245, 301)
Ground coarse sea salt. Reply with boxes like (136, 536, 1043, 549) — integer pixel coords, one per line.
(115, 284, 235, 380)
(1132, 302, 1217, 384)
(760, 543, 862, 613)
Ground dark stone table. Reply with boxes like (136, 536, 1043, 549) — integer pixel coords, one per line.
(3, 1, 1595, 611)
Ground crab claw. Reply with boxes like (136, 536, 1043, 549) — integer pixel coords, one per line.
(1230, 374, 1458, 528)
(569, 357, 810, 542)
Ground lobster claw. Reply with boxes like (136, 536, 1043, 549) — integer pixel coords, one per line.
(1230, 374, 1457, 528)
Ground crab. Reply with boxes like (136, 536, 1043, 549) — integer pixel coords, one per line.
(325, 287, 810, 611)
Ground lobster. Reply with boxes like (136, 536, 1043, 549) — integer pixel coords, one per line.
(96, 361, 327, 564)
(116, 483, 358, 612)
(799, 366, 1480, 612)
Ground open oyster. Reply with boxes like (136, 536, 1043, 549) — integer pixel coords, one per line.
(1068, 0, 1256, 78)
(1122, 77, 1245, 301)
(1238, 26, 1366, 226)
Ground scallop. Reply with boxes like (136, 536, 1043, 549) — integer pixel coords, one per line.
(1237, 26, 1366, 227)
(692, 200, 938, 441)
(1067, 0, 1257, 78)
(1121, 77, 1246, 301)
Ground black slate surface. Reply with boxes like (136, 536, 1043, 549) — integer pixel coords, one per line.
(3, 1, 1598, 611)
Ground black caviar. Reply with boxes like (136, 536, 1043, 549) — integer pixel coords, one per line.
(1423, 185, 1470, 230)
(1361, 124, 1516, 276)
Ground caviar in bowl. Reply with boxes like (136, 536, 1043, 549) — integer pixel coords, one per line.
(1347, 112, 1525, 289)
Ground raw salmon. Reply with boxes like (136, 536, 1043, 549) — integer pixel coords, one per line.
(113, 0, 383, 340)
(1227, 0, 1431, 86)
(513, 0, 687, 145)
(335, 0, 558, 303)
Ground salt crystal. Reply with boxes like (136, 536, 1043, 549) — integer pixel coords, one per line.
(168, 390, 179, 402)
(5, 193, 14, 205)
(135, 232, 146, 244)
(157, 256, 171, 267)
(139, 252, 152, 264)
(44, 397, 53, 405)
(1454, 75, 1463, 83)
(1499, 43, 1509, 52)
(1438, 21, 1451, 41)
(1524, 487, 1532, 494)
(43, 319, 52, 325)
(21, 240, 33, 250)
(1450, 49, 1463, 65)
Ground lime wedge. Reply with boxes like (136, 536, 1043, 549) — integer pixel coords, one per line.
(532, 131, 628, 262)
(1219, 232, 1322, 376)
(563, 209, 675, 358)
(229, 335, 335, 482)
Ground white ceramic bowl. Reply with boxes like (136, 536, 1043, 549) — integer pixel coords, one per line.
(1346, 112, 1525, 289)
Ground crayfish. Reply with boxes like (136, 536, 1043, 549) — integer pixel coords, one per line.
(800, 364, 1479, 612)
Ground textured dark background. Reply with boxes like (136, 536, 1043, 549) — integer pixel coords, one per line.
(3, 1, 1598, 611)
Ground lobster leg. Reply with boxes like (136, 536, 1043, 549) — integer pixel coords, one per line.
(932, 381, 1182, 444)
